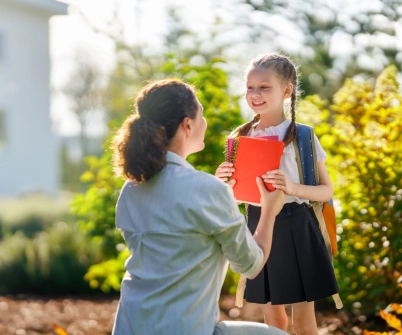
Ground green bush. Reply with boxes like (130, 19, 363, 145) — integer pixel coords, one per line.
(0, 193, 72, 238)
(0, 221, 103, 295)
(221, 267, 240, 296)
(300, 65, 402, 315)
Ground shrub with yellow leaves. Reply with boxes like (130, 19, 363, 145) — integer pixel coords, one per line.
(299, 65, 402, 315)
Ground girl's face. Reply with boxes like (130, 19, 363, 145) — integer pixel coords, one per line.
(246, 68, 292, 117)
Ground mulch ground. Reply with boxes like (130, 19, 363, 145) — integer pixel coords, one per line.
(0, 295, 364, 335)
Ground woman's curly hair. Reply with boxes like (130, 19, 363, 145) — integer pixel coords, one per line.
(112, 79, 198, 183)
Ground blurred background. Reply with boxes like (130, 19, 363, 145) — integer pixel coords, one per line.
(0, 0, 401, 334)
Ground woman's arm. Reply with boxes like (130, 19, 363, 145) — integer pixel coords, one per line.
(263, 159, 333, 202)
(209, 177, 283, 280)
(249, 179, 284, 278)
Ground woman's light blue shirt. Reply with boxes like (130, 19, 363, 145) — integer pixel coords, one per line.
(112, 151, 264, 335)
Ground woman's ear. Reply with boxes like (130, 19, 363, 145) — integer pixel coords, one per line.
(181, 117, 192, 137)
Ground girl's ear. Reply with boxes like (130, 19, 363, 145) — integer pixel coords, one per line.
(283, 83, 293, 99)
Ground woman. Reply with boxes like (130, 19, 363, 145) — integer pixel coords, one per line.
(111, 78, 288, 335)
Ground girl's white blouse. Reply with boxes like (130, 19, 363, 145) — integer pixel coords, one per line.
(250, 119, 327, 204)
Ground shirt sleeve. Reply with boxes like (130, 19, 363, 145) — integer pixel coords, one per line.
(314, 133, 327, 162)
(197, 178, 264, 279)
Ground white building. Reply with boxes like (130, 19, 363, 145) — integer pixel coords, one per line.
(0, 0, 67, 196)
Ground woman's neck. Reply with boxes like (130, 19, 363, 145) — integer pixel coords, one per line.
(255, 113, 287, 131)
(167, 138, 188, 160)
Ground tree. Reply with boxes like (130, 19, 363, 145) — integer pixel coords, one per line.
(61, 51, 105, 159)
(233, 0, 402, 98)
(59, 51, 106, 192)
(72, 0, 402, 105)
(69, 3, 164, 122)
(162, 0, 402, 99)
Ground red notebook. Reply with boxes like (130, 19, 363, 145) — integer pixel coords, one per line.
(225, 136, 284, 206)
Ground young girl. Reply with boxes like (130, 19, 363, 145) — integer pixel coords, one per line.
(215, 53, 339, 335)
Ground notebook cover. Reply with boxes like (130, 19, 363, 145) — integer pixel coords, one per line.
(225, 136, 279, 163)
(230, 136, 284, 206)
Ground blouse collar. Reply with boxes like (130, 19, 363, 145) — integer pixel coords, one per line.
(250, 118, 291, 139)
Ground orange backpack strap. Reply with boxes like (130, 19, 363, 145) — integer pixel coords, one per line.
(322, 202, 338, 255)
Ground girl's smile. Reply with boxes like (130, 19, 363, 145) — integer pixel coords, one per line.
(251, 101, 266, 107)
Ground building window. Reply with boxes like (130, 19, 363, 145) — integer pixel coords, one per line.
(0, 111, 6, 148)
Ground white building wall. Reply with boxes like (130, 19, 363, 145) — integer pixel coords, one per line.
(0, 1, 67, 196)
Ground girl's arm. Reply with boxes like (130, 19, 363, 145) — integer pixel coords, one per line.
(263, 159, 333, 202)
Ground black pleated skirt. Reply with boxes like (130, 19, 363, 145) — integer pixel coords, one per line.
(245, 202, 339, 305)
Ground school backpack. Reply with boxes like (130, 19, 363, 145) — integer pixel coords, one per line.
(293, 123, 338, 257)
(294, 123, 343, 309)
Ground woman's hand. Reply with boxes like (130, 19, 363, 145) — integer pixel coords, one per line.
(262, 169, 295, 196)
(256, 177, 284, 218)
(215, 162, 236, 187)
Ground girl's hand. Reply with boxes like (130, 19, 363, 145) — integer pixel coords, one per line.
(215, 162, 236, 187)
(262, 169, 295, 196)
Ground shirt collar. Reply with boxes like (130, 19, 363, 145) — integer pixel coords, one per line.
(166, 151, 194, 170)
(251, 118, 291, 137)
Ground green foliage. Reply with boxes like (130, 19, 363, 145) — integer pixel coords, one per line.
(60, 142, 90, 193)
(0, 194, 72, 239)
(71, 151, 125, 260)
(0, 222, 102, 295)
(302, 65, 402, 315)
(84, 248, 129, 293)
(221, 267, 240, 296)
(72, 56, 245, 292)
